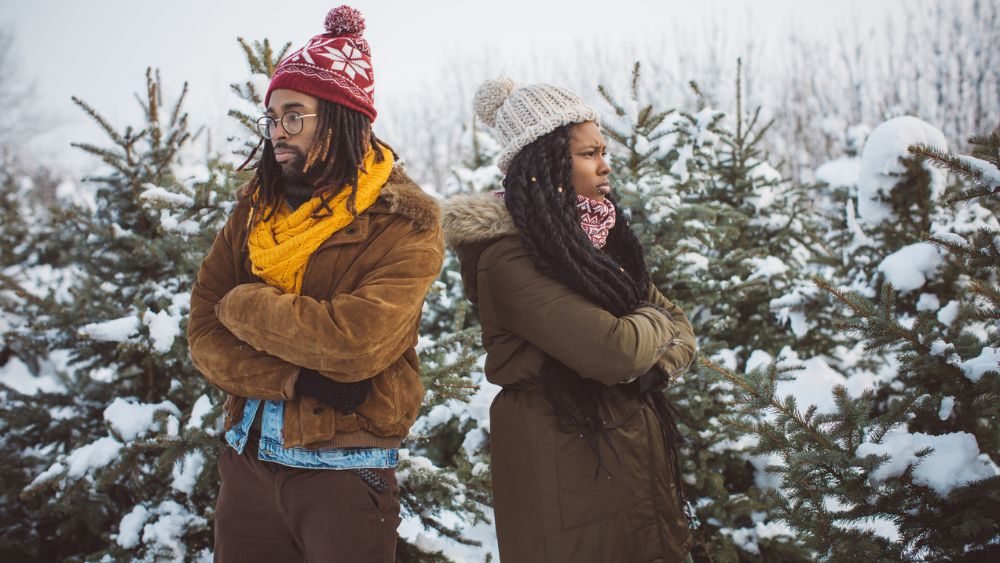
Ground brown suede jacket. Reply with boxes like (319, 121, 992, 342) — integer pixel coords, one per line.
(187, 168, 444, 449)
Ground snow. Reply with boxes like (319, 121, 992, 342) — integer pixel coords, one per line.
(103, 397, 181, 441)
(139, 184, 194, 207)
(79, 315, 141, 343)
(958, 347, 1000, 382)
(143, 309, 181, 353)
(775, 356, 847, 414)
(856, 116, 948, 226)
(876, 243, 943, 293)
(670, 143, 694, 183)
(937, 300, 960, 325)
(844, 202, 875, 252)
(140, 500, 207, 561)
(714, 349, 739, 371)
(833, 515, 900, 542)
(461, 427, 488, 458)
(929, 339, 952, 356)
(957, 154, 1000, 190)
(158, 209, 201, 235)
(816, 156, 860, 188)
(0, 356, 65, 395)
(65, 436, 123, 478)
(398, 514, 499, 563)
(27, 462, 65, 489)
(678, 252, 709, 274)
(938, 396, 955, 420)
(747, 256, 789, 280)
(745, 350, 773, 373)
(931, 232, 969, 247)
(785, 312, 809, 338)
(915, 293, 940, 311)
(171, 451, 206, 495)
(720, 520, 794, 555)
(857, 428, 998, 496)
(186, 395, 215, 431)
(117, 505, 150, 549)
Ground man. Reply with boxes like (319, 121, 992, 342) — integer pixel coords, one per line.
(187, 6, 444, 562)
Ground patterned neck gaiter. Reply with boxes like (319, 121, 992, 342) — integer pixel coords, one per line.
(575, 195, 616, 249)
(492, 190, 617, 249)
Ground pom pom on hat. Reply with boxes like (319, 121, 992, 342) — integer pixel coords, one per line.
(266, 4, 377, 121)
(325, 5, 366, 36)
(473, 76, 516, 128)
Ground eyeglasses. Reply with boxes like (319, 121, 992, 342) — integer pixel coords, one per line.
(256, 112, 318, 139)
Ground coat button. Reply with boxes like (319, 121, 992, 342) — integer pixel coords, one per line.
(313, 406, 324, 415)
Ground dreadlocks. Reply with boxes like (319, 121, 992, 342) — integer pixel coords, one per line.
(244, 99, 394, 225)
(502, 124, 654, 472)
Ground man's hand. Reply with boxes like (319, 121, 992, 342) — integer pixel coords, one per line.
(295, 369, 373, 414)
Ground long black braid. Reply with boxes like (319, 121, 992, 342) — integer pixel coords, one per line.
(242, 99, 396, 224)
(503, 125, 655, 472)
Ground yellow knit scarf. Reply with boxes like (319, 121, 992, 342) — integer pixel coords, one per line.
(247, 146, 394, 294)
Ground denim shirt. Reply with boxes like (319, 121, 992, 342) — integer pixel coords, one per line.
(225, 399, 398, 469)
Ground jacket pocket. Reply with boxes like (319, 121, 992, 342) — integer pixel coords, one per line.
(554, 402, 649, 530)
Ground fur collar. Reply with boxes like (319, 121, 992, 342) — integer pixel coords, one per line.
(374, 167, 440, 231)
(234, 166, 440, 232)
(440, 193, 518, 248)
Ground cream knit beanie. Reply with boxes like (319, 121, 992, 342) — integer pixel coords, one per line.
(473, 77, 599, 174)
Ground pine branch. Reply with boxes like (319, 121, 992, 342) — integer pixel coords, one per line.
(71, 96, 126, 146)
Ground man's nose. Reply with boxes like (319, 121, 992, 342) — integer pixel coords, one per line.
(271, 119, 288, 142)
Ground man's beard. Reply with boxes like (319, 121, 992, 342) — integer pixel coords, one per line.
(274, 144, 311, 184)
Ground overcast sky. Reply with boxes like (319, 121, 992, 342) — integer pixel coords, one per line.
(3, 0, 903, 174)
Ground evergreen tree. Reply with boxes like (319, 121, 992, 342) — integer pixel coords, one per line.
(6, 67, 238, 562)
(700, 123, 1000, 560)
(599, 62, 820, 561)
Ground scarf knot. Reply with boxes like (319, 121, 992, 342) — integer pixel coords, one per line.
(247, 146, 395, 294)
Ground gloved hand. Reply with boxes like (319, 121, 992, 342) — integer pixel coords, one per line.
(295, 368, 373, 414)
(635, 365, 669, 394)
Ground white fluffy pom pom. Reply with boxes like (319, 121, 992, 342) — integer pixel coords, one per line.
(473, 77, 515, 127)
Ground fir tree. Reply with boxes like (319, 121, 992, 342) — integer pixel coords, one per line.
(701, 123, 1000, 560)
(7, 67, 239, 562)
(600, 62, 819, 561)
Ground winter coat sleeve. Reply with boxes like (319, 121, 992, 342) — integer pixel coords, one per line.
(647, 285, 697, 381)
(214, 219, 445, 383)
(187, 206, 299, 400)
(481, 244, 680, 386)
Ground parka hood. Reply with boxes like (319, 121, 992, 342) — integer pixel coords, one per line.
(440, 193, 519, 303)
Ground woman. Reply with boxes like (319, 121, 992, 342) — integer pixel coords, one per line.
(441, 77, 698, 562)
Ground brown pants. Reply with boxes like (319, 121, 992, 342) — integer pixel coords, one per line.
(214, 442, 401, 563)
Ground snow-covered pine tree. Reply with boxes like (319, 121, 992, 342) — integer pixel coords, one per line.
(0, 146, 82, 562)
(599, 62, 819, 561)
(393, 113, 506, 562)
(9, 68, 240, 562)
(701, 122, 1000, 560)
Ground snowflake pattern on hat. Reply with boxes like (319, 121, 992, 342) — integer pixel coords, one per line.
(266, 6, 377, 121)
(317, 43, 371, 80)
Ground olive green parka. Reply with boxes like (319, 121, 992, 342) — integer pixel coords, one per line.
(442, 193, 696, 563)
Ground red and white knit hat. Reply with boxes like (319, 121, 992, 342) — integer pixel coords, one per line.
(265, 6, 377, 122)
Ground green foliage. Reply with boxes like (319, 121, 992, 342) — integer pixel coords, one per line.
(1, 66, 240, 561)
(600, 61, 816, 562)
(710, 125, 1000, 560)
